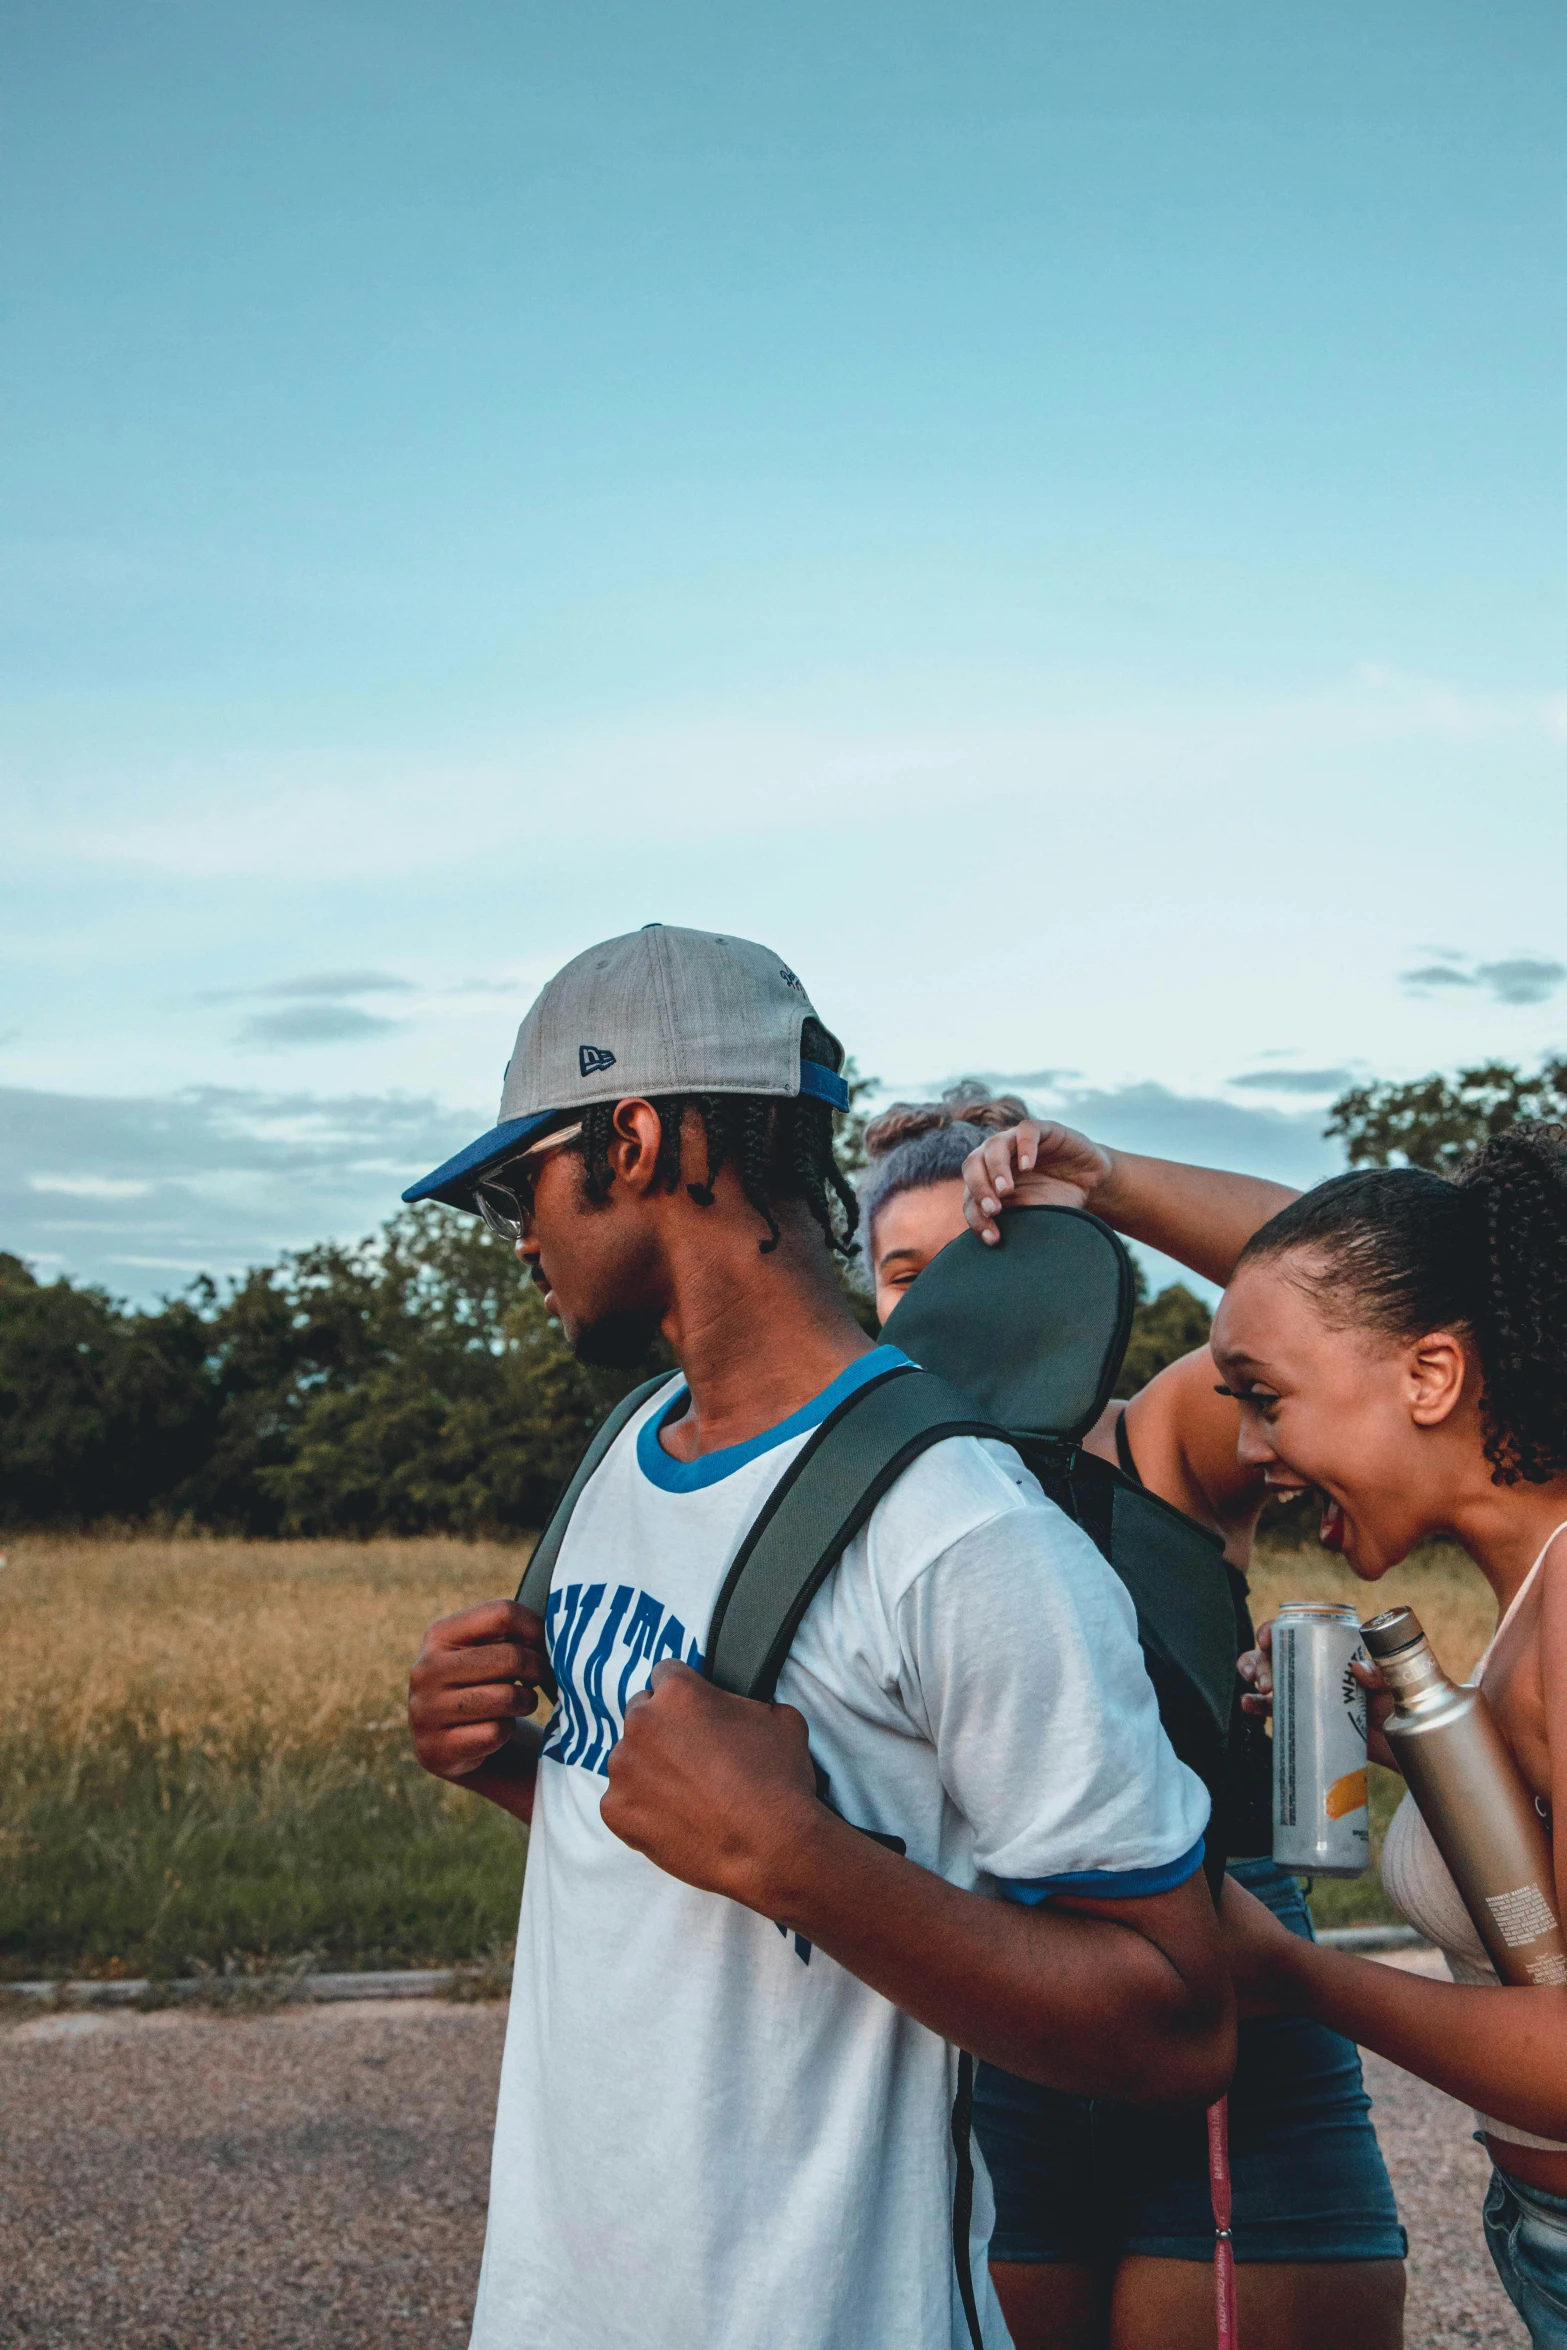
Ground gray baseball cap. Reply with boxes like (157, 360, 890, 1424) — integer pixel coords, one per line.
(402, 923, 849, 1212)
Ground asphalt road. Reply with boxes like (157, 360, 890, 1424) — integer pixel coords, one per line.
(0, 1997, 1526, 2348)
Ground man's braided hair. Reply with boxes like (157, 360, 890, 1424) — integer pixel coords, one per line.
(576, 1018, 860, 1258)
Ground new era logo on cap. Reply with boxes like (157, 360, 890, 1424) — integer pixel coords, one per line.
(401, 924, 849, 1212)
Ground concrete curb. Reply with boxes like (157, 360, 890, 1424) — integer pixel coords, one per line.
(5, 1934, 1426, 2008)
(1, 1968, 503, 2009)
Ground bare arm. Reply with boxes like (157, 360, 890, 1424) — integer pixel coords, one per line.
(960, 1119, 1298, 1288)
(1087, 1346, 1268, 1563)
(1228, 1545, 1567, 2128)
(408, 1599, 550, 1825)
(1225, 1879, 1567, 2137)
(603, 1661, 1234, 2104)
(1086, 1148, 1298, 1285)
(768, 1812, 1232, 2098)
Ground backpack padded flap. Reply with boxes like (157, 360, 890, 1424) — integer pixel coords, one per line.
(879, 1206, 1135, 1442)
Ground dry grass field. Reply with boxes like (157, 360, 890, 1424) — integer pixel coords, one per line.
(1, 1534, 534, 1980)
(1247, 1539, 1496, 1673)
(5, 1533, 530, 1767)
(2, 1529, 1498, 1975)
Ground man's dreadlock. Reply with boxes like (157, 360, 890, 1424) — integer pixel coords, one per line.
(576, 1019, 859, 1257)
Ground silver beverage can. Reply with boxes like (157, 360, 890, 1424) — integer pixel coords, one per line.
(1272, 1602, 1369, 1877)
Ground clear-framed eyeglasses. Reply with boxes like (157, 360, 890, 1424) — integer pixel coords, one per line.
(473, 1122, 585, 1240)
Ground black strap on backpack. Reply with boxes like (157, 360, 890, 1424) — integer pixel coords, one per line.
(516, 1360, 1004, 1702)
(700, 1358, 1003, 2350)
(705, 1361, 1005, 1699)
(515, 1370, 679, 1688)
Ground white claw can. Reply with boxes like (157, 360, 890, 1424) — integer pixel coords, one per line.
(1272, 1602, 1370, 1878)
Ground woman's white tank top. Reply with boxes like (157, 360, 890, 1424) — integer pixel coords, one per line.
(1379, 1520, 1567, 2151)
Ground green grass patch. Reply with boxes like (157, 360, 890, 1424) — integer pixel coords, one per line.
(0, 1720, 525, 1980)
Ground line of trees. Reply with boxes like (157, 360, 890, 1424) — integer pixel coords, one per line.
(1326, 1056, 1567, 1172)
(0, 1214, 653, 1535)
(4, 1059, 1559, 1536)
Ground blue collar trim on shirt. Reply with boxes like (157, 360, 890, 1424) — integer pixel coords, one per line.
(635, 1345, 914, 1495)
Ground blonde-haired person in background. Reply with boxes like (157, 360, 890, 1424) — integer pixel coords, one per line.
(862, 1087, 1405, 2350)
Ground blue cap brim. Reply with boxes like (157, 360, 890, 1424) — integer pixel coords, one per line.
(401, 1109, 563, 1211)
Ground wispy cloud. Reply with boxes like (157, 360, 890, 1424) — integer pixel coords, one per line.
(1401, 964, 1477, 990)
(1477, 958, 1567, 1006)
(906, 1073, 1348, 1295)
(947, 1067, 1083, 1091)
(202, 968, 414, 1004)
(27, 1175, 157, 1199)
(238, 1004, 404, 1049)
(2, 1081, 479, 1299)
(207, 970, 417, 1049)
(1401, 954, 1566, 1005)
(8, 1067, 1352, 1306)
(1226, 1068, 1356, 1095)
(254, 969, 414, 1000)
(879, 1072, 1344, 1190)
(14, 664, 1567, 889)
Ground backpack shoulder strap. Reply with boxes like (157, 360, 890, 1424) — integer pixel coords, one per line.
(705, 1363, 1006, 1702)
(515, 1371, 681, 1615)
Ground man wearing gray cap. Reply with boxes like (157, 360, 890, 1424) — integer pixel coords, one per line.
(405, 925, 1231, 2350)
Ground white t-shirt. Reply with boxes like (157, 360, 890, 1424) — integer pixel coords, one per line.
(470, 1347, 1208, 2350)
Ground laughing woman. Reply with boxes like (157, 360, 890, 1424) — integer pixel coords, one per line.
(962, 1111, 1567, 2349)
(862, 1091, 1406, 2350)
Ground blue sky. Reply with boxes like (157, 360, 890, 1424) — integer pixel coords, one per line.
(4, 1, 1566, 1301)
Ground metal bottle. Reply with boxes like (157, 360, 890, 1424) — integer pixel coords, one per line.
(1272, 1602, 1370, 1877)
(1362, 1605, 1566, 1987)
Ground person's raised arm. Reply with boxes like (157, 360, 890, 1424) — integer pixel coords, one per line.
(408, 1599, 551, 1825)
(960, 1118, 1298, 1288)
(602, 1662, 1234, 2104)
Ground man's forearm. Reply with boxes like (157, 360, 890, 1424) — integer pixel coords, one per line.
(1093, 1151, 1298, 1287)
(1277, 1936, 1567, 2139)
(762, 1808, 1233, 2103)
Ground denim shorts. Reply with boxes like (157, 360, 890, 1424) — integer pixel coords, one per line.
(1484, 2167, 1567, 2346)
(973, 1857, 1408, 2266)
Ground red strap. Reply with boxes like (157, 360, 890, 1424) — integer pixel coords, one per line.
(1207, 2095, 1237, 2350)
